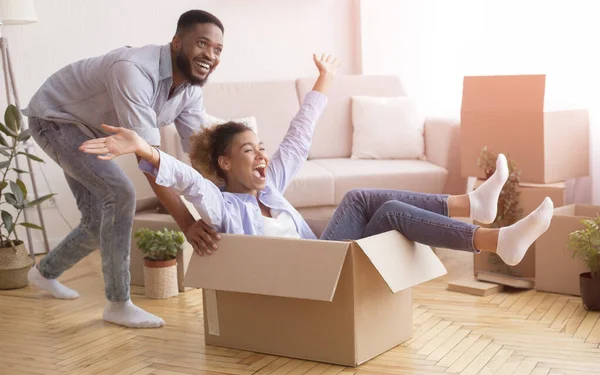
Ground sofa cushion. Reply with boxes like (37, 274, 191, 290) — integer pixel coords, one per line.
(296, 75, 407, 160)
(312, 159, 448, 204)
(351, 95, 425, 160)
(202, 80, 300, 154)
(283, 161, 335, 208)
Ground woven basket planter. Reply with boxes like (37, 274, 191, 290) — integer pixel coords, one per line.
(143, 258, 178, 299)
(0, 242, 35, 290)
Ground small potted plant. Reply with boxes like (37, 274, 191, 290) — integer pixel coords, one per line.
(134, 227, 184, 299)
(1, 104, 54, 289)
(568, 215, 600, 311)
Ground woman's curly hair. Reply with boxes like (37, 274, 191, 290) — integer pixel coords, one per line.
(189, 121, 253, 184)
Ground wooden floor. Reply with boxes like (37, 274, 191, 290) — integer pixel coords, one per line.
(1, 249, 599, 375)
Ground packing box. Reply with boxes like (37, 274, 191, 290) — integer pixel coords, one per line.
(472, 179, 566, 288)
(460, 74, 589, 184)
(184, 231, 447, 366)
(130, 212, 333, 290)
(535, 204, 598, 296)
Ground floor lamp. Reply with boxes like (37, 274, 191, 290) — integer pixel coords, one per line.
(0, 0, 49, 258)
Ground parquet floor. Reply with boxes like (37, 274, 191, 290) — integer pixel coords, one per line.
(0, 248, 599, 375)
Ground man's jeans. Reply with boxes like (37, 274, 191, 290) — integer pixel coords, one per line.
(29, 118, 136, 302)
(321, 189, 478, 252)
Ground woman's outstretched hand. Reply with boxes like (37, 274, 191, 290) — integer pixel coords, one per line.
(79, 124, 147, 160)
(313, 53, 341, 76)
(312, 53, 341, 94)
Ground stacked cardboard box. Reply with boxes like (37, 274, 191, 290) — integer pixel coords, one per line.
(460, 74, 589, 288)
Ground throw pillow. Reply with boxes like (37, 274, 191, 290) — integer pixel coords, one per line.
(351, 96, 425, 160)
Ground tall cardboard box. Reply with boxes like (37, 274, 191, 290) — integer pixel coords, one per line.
(473, 179, 566, 288)
(184, 231, 447, 366)
(460, 74, 589, 184)
(535, 205, 598, 296)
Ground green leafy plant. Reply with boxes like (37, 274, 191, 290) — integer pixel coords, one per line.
(0, 105, 55, 248)
(478, 146, 524, 276)
(134, 227, 184, 261)
(568, 215, 600, 279)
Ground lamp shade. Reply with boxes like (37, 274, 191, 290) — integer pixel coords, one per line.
(0, 0, 37, 25)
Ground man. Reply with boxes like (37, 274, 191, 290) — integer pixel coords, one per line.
(24, 10, 222, 328)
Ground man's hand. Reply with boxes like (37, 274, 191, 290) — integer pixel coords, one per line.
(186, 219, 221, 256)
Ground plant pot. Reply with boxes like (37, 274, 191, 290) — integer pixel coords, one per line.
(143, 257, 178, 299)
(0, 242, 35, 290)
(579, 272, 600, 311)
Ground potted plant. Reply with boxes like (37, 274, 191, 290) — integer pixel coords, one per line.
(568, 215, 600, 311)
(134, 227, 184, 299)
(0, 105, 54, 289)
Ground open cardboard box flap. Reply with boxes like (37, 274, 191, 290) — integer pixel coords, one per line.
(354, 231, 446, 292)
(462, 74, 546, 113)
(184, 230, 447, 302)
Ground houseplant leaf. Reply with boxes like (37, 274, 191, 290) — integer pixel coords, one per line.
(20, 222, 43, 230)
(10, 181, 25, 205)
(0, 160, 9, 170)
(16, 179, 27, 199)
(26, 193, 56, 208)
(0, 122, 16, 138)
(1, 210, 13, 232)
(17, 152, 44, 163)
(5, 104, 21, 132)
(0, 181, 7, 193)
(4, 193, 19, 207)
(11, 168, 28, 174)
(0, 132, 7, 147)
(16, 130, 31, 142)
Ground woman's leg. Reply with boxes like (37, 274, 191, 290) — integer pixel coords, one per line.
(359, 197, 554, 266)
(320, 153, 509, 241)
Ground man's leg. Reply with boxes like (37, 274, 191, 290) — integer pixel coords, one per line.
(28, 118, 164, 328)
(27, 172, 102, 299)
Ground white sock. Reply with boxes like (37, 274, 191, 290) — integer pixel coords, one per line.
(27, 266, 79, 299)
(468, 153, 509, 224)
(103, 300, 165, 328)
(496, 197, 554, 266)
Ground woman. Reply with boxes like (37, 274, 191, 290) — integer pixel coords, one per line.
(80, 53, 553, 267)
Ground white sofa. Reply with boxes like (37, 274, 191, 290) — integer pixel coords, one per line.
(123, 75, 466, 289)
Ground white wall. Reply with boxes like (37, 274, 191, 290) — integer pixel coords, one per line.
(361, 0, 600, 205)
(1, 0, 360, 253)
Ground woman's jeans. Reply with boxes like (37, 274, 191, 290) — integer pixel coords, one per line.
(320, 189, 478, 252)
(29, 118, 136, 302)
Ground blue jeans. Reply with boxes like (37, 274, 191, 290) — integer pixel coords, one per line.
(29, 118, 135, 302)
(320, 189, 477, 252)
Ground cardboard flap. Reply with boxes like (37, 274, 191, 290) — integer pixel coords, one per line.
(461, 74, 545, 113)
(354, 231, 447, 293)
(184, 234, 349, 301)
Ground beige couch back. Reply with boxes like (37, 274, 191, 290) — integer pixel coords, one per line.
(126, 75, 408, 210)
(202, 80, 300, 155)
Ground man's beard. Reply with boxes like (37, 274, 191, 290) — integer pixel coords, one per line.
(175, 50, 208, 87)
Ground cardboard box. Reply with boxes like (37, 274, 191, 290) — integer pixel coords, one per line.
(184, 231, 447, 366)
(535, 205, 598, 296)
(129, 211, 333, 290)
(472, 179, 566, 287)
(472, 179, 566, 216)
(460, 74, 589, 184)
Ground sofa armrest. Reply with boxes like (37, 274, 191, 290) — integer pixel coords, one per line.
(424, 116, 467, 195)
